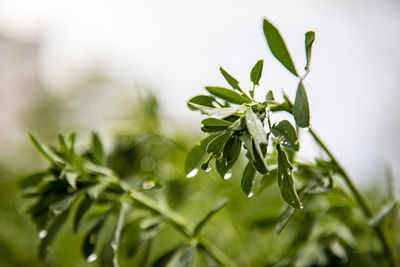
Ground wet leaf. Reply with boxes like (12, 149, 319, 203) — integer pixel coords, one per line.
(185, 135, 216, 177)
(272, 120, 299, 151)
(241, 162, 257, 196)
(206, 132, 231, 154)
(220, 67, 241, 91)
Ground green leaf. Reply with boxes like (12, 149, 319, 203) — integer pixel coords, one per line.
(189, 103, 247, 117)
(245, 108, 267, 145)
(241, 162, 257, 197)
(83, 217, 106, 258)
(201, 118, 233, 127)
(185, 135, 216, 177)
(293, 82, 310, 128)
(92, 133, 105, 165)
(266, 90, 275, 101)
(73, 194, 94, 233)
(205, 87, 251, 104)
(29, 133, 59, 165)
(250, 59, 264, 87)
(276, 144, 302, 209)
(271, 120, 299, 151)
(206, 132, 231, 154)
(368, 200, 399, 227)
(223, 136, 241, 164)
(197, 245, 219, 267)
(19, 171, 51, 189)
(150, 244, 185, 267)
(258, 168, 277, 195)
(65, 172, 79, 190)
(220, 67, 241, 91)
(193, 198, 228, 236)
(188, 95, 217, 110)
(274, 205, 295, 235)
(176, 246, 195, 267)
(38, 208, 70, 260)
(305, 31, 315, 71)
(263, 18, 298, 77)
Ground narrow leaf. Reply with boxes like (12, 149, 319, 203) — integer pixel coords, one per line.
(176, 246, 195, 267)
(201, 118, 233, 127)
(220, 67, 241, 91)
(263, 19, 298, 77)
(241, 162, 257, 197)
(293, 82, 310, 128)
(223, 136, 241, 164)
(276, 144, 302, 209)
(250, 59, 264, 86)
(73, 194, 94, 233)
(29, 133, 57, 164)
(274, 205, 295, 235)
(38, 208, 70, 260)
(19, 171, 51, 189)
(92, 133, 105, 165)
(305, 31, 315, 71)
(188, 95, 217, 110)
(205, 87, 251, 104)
(368, 200, 398, 227)
(188, 103, 247, 117)
(193, 198, 228, 236)
(271, 120, 299, 151)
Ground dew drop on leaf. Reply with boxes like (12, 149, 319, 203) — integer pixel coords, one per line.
(248, 192, 254, 198)
(186, 168, 198, 178)
(143, 180, 156, 190)
(87, 253, 97, 263)
(205, 166, 212, 173)
(224, 170, 232, 180)
(38, 230, 47, 239)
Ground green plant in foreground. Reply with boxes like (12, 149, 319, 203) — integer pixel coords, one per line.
(186, 18, 398, 266)
(19, 18, 400, 267)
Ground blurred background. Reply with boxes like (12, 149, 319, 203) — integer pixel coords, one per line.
(0, 0, 400, 266)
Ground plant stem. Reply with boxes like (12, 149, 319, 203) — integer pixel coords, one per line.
(309, 128, 398, 267)
(127, 188, 237, 267)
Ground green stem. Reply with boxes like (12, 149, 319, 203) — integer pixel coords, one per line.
(127, 189, 237, 266)
(309, 128, 398, 267)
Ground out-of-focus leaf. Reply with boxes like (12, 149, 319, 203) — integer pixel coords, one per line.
(368, 200, 399, 227)
(241, 162, 257, 197)
(272, 120, 299, 151)
(274, 205, 295, 235)
(185, 135, 216, 177)
(263, 18, 298, 77)
(65, 172, 79, 190)
(293, 82, 310, 128)
(306, 175, 334, 194)
(205, 87, 251, 104)
(206, 132, 231, 154)
(92, 132, 105, 165)
(150, 244, 184, 267)
(193, 198, 228, 236)
(18, 171, 51, 189)
(197, 245, 219, 267)
(220, 67, 241, 92)
(176, 246, 195, 267)
(29, 133, 61, 165)
(139, 176, 162, 191)
(305, 31, 315, 71)
(38, 208, 70, 260)
(258, 168, 277, 195)
(83, 217, 106, 259)
(276, 144, 302, 209)
(73, 193, 94, 233)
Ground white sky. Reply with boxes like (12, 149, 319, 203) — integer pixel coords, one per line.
(0, 0, 400, 185)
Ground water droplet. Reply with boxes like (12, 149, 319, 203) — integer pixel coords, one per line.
(186, 168, 198, 178)
(205, 167, 211, 172)
(143, 180, 156, 190)
(300, 204, 304, 210)
(87, 253, 97, 263)
(38, 230, 47, 239)
(223, 170, 232, 180)
(247, 192, 254, 198)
